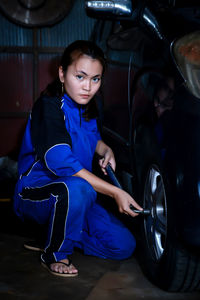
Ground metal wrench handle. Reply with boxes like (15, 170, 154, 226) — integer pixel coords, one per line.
(105, 164, 150, 215)
(105, 163, 122, 189)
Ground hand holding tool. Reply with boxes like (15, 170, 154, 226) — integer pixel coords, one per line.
(105, 163, 150, 216)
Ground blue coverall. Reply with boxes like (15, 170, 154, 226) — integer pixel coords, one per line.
(14, 93, 136, 265)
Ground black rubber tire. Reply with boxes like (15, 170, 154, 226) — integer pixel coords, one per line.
(146, 239, 200, 292)
(159, 243, 200, 292)
(137, 164, 200, 292)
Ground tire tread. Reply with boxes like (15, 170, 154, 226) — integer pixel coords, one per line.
(168, 248, 200, 292)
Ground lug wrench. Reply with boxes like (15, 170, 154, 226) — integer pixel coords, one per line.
(105, 164, 150, 216)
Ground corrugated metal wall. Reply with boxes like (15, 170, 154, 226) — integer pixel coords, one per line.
(0, 0, 96, 47)
(38, 1, 96, 47)
(0, 0, 96, 157)
(0, 17, 33, 46)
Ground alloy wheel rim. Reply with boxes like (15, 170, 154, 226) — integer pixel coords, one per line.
(143, 165, 167, 262)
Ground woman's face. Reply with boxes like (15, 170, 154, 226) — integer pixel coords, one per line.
(59, 54, 103, 105)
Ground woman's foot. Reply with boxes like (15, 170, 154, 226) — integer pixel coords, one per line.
(42, 258, 78, 277)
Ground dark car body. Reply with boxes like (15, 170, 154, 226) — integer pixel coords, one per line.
(86, 0, 200, 292)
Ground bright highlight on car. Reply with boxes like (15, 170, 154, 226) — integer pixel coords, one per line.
(85, 0, 132, 16)
(172, 31, 200, 99)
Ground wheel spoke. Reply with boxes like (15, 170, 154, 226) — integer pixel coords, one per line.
(154, 216, 167, 236)
(143, 165, 168, 261)
(153, 179, 163, 203)
(150, 170, 159, 194)
(146, 223, 162, 260)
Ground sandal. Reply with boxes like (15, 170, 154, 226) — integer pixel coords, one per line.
(24, 240, 44, 252)
(41, 259, 78, 277)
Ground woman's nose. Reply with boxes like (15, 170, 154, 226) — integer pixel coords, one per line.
(83, 80, 91, 91)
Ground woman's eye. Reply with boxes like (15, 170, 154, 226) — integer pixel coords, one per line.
(76, 75, 83, 80)
(93, 77, 100, 83)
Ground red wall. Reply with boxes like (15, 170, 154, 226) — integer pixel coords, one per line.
(0, 54, 60, 158)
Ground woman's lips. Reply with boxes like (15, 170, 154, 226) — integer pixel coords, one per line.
(80, 94, 90, 99)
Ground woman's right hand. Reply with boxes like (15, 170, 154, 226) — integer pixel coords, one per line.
(113, 188, 143, 217)
(74, 168, 143, 217)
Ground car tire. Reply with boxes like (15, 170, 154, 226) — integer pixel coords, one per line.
(137, 164, 200, 292)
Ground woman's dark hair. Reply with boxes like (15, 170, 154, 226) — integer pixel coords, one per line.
(42, 40, 106, 120)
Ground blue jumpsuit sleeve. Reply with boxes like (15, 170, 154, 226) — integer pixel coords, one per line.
(31, 96, 84, 176)
(95, 126, 102, 143)
(44, 144, 83, 176)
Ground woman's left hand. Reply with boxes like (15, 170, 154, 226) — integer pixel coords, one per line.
(99, 147, 116, 175)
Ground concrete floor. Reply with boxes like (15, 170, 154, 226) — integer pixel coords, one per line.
(0, 201, 200, 300)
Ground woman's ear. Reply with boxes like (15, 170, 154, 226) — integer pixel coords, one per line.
(59, 66, 64, 83)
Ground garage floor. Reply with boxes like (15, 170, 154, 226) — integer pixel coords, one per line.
(1, 200, 200, 300)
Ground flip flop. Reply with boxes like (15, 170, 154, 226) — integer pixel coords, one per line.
(41, 259, 78, 277)
(24, 240, 44, 252)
